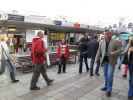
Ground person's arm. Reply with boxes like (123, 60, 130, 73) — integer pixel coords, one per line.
(95, 41, 101, 63)
(110, 40, 122, 55)
(128, 47, 133, 57)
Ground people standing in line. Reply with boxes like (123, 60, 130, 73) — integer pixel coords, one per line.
(78, 34, 89, 74)
(95, 31, 122, 97)
(126, 38, 133, 100)
(0, 38, 19, 83)
(30, 31, 54, 90)
(56, 40, 70, 74)
(88, 35, 99, 76)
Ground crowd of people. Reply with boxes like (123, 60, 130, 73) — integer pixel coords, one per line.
(1, 30, 133, 100)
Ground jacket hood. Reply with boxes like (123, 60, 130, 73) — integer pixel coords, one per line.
(32, 36, 40, 42)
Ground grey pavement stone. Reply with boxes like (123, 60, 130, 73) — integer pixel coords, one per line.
(0, 63, 129, 100)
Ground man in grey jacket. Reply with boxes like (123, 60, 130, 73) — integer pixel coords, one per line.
(95, 31, 122, 97)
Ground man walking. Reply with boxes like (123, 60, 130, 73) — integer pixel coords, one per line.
(95, 31, 122, 97)
(30, 31, 53, 90)
(89, 36, 99, 76)
(0, 38, 19, 83)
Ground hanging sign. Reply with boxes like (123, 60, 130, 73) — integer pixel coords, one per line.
(54, 20, 62, 26)
(25, 15, 54, 25)
(8, 14, 24, 21)
(74, 23, 80, 28)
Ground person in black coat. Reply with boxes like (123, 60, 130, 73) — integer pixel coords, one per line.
(88, 36, 99, 76)
(78, 35, 89, 74)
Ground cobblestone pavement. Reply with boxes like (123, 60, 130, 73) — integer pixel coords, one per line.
(0, 63, 129, 100)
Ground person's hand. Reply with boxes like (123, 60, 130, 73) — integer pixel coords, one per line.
(110, 51, 115, 55)
(45, 48, 48, 52)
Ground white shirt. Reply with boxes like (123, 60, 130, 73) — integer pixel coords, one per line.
(0, 41, 10, 60)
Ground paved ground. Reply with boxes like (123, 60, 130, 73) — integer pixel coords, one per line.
(0, 62, 129, 100)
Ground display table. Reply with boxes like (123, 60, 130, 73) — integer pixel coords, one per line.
(15, 55, 33, 73)
(15, 49, 78, 73)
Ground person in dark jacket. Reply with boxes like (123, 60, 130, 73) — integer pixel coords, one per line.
(78, 35, 89, 74)
(30, 31, 53, 90)
(89, 36, 99, 76)
(127, 39, 133, 100)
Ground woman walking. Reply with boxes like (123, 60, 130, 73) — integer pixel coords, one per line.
(127, 38, 133, 100)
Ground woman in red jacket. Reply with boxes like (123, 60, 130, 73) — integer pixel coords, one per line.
(56, 40, 70, 74)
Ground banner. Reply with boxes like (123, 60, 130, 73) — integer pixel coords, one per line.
(24, 15, 54, 25)
(74, 23, 80, 28)
(8, 14, 24, 21)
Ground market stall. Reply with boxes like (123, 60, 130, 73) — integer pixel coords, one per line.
(0, 13, 103, 73)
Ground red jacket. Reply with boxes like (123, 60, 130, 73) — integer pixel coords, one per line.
(31, 37, 47, 64)
(56, 44, 70, 59)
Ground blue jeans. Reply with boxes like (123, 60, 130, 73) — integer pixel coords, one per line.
(117, 55, 124, 68)
(128, 64, 133, 97)
(103, 63, 115, 92)
(6, 59, 16, 81)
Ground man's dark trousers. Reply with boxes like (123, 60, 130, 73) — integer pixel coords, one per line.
(79, 55, 89, 73)
(31, 64, 50, 88)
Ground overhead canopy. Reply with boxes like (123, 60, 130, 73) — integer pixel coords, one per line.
(0, 20, 102, 33)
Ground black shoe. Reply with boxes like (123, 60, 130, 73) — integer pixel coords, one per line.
(123, 75, 127, 78)
(106, 92, 111, 97)
(128, 96, 133, 100)
(95, 73, 100, 76)
(87, 69, 89, 72)
(12, 80, 19, 83)
(47, 79, 54, 86)
(30, 86, 40, 90)
(101, 87, 107, 91)
(57, 72, 61, 74)
(90, 73, 94, 76)
(79, 72, 82, 74)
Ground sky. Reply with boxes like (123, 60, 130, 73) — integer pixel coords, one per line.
(0, 0, 133, 27)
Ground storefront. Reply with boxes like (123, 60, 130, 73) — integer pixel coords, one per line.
(0, 13, 103, 73)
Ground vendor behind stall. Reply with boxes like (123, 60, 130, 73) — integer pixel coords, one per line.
(56, 39, 70, 74)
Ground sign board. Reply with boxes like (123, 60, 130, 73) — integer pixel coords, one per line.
(89, 25, 96, 30)
(53, 20, 62, 26)
(24, 15, 54, 25)
(70, 33, 74, 37)
(62, 22, 73, 27)
(73, 23, 80, 28)
(8, 14, 24, 21)
(80, 24, 88, 28)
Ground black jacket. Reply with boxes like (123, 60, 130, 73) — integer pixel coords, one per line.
(78, 37, 89, 56)
(88, 39, 99, 59)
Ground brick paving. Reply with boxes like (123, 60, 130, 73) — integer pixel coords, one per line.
(0, 63, 129, 100)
